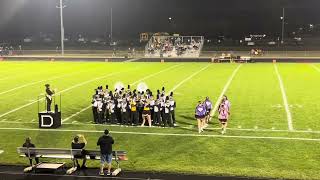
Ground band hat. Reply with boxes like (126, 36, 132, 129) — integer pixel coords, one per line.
(45, 84, 50, 87)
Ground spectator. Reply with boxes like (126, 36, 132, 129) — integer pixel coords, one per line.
(22, 137, 39, 166)
(97, 129, 114, 176)
(71, 135, 87, 169)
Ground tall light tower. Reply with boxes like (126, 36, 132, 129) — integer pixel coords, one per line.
(280, 8, 285, 44)
(57, 0, 66, 55)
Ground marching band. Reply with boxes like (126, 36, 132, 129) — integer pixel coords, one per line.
(91, 85, 176, 127)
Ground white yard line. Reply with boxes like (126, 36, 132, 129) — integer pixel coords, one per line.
(211, 64, 242, 117)
(62, 106, 92, 123)
(167, 64, 211, 94)
(130, 64, 181, 85)
(311, 64, 320, 72)
(0, 127, 319, 142)
(0, 71, 83, 96)
(274, 64, 293, 131)
(2, 120, 320, 134)
(62, 64, 182, 123)
(0, 72, 120, 118)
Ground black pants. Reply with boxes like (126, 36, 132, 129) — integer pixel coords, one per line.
(153, 112, 161, 125)
(92, 107, 98, 123)
(121, 112, 129, 124)
(131, 111, 139, 125)
(46, 98, 52, 112)
(98, 111, 104, 124)
(28, 156, 39, 166)
(164, 113, 172, 127)
(110, 113, 117, 123)
(171, 110, 176, 124)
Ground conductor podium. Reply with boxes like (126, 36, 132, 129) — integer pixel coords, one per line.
(38, 111, 61, 128)
(38, 93, 62, 129)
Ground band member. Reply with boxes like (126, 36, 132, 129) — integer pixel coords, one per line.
(195, 101, 206, 133)
(169, 92, 176, 126)
(130, 97, 138, 125)
(160, 94, 166, 126)
(141, 100, 151, 127)
(97, 96, 104, 124)
(218, 103, 229, 134)
(120, 96, 129, 125)
(45, 84, 55, 112)
(149, 95, 155, 124)
(92, 95, 99, 123)
(71, 135, 87, 169)
(204, 96, 213, 124)
(164, 97, 172, 127)
(153, 99, 162, 126)
(108, 99, 116, 124)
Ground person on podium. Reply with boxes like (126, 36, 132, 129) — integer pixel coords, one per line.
(45, 84, 55, 112)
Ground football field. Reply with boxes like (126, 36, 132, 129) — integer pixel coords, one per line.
(0, 61, 320, 179)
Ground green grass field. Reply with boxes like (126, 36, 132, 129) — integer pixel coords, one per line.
(0, 61, 320, 179)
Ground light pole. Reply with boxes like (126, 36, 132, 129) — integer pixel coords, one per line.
(57, 0, 66, 55)
(280, 8, 285, 44)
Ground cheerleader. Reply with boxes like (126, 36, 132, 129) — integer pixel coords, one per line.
(218, 102, 229, 134)
(204, 96, 213, 124)
(195, 101, 206, 133)
(141, 100, 152, 127)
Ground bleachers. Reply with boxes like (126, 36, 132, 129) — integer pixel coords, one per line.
(145, 35, 204, 58)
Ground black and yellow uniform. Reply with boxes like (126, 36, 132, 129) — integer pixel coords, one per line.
(130, 100, 139, 125)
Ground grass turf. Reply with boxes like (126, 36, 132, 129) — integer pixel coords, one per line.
(0, 61, 320, 179)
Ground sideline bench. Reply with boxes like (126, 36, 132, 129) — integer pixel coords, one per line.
(17, 147, 128, 176)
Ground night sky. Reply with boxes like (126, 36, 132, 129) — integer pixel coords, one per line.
(0, 0, 320, 39)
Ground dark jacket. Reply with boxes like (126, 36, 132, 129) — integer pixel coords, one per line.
(97, 135, 114, 154)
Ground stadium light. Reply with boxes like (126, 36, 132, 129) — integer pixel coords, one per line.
(56, 0, 66, 56)
(280, 8, 285, 44)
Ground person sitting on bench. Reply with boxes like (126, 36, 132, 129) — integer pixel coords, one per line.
(71, 135, 87, 169)
(22, 137, 39, 166)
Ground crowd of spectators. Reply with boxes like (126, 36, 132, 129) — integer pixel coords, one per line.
(146, 36, 202, 57)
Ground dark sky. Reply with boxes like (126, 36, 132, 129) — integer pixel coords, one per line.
(0, 0, 320, 39)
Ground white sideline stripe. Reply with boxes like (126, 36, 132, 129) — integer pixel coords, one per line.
(0, 72, 120, 118)
(0, 71, 82, 96)
(311, 64, 320, 72)
(2, 120, 320, 134)
(274, 64, 293, 131)
(62, 64, 181, 123)
(0, 150, 3, 154)
(0, 127, 319, 142)
(0, 171, 159, 180)
(167, 64, 211, 94)
(211, 64, 242, 117)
